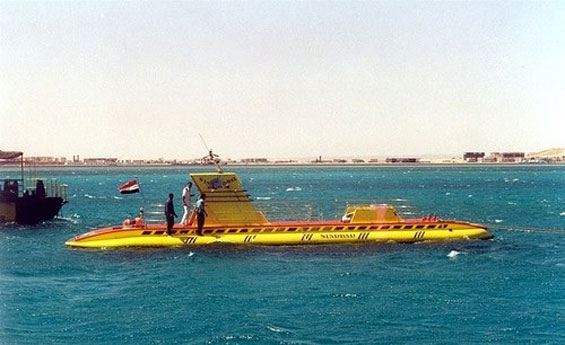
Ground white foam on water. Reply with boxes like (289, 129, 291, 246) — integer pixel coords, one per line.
(560, 212, 565, 216)
(56, 216, 80, 224)
(286, 187, 302, 192)
(222, 335, 254, 341)
(267, 325, 291, 334)
(84, 194, 95, 199)
(445, 192, 451, 195)
(113, 196, 123, 200)
(256, 197, 271, 200)
(447, 250, 461, 258)
(468, 194, 473, 198)
(188, 252, 194, 257)
(495, 219, 503, 223)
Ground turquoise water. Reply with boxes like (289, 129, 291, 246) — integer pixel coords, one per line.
(1, 165, 564, 344)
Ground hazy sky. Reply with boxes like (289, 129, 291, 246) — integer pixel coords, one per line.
(1, 1, 563, 159)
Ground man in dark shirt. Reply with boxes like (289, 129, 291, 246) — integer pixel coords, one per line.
(164, 193, 177, 235)
(195, 193, 208, 236)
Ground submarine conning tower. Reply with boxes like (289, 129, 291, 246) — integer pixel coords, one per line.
(190, 172, 270, 227)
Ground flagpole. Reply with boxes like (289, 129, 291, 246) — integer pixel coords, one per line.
(135, 176, 146, 219)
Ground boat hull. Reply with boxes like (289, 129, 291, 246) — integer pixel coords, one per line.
(0, 197, 65, 225)
(65, 221, 493, 248)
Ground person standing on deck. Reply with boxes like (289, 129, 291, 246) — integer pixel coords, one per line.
(181, 182, 194, 225)
(195, 193, 208, 236)
(164, 193, 177, 235)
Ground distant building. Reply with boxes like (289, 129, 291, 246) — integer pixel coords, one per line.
(240, 158, 269, 164)
(24, 156, 66, 165)
(368, 158, 379, 163)
(312, 156, 333, 163)
(385, 158, 419, 163)
(84, 158, 118, 166)
(352, 159, 365, 163)
(490, 152, 525, 163)
(463, 152, 485, 162)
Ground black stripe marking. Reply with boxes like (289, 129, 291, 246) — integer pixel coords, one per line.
(358, 232, 370, 240)
(183, 237, 197, 245)
(413, 231, 426, 240)
(244, 235, 257, 243)
(301, 233, 313, 241)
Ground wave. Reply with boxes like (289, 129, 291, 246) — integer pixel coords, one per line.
(55, 214, 81, 224)
(256, 197, 271, 200)
(447, 250, 461, 258)
(286, 187, 302, 192)
(266, 325, 293, 334)
(332, 293, 359, 298)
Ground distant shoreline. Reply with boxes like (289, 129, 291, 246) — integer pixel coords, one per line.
(1, 162, 564, 168)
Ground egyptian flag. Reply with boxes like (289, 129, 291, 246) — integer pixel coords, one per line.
(119, 180, 140, 194)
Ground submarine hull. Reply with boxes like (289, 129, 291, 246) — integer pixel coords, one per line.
(65, 221, 492, 248)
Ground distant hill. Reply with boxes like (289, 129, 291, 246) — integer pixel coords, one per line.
(527, 148, 565, 158)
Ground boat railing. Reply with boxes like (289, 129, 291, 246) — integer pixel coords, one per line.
(142, 203, 165, 224)
(0, 178, 22, 202)
(253, 199, 423, 221)
(25, 178, 68, 201)
(342, 200, 424, 219)
(255, 200, 323, 222)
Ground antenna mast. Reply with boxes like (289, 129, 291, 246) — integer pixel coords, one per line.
(199, 134, 223, 173)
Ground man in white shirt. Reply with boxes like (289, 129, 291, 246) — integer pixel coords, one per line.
(180, 182, 194, 225)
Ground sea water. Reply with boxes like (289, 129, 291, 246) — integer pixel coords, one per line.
(1, 165, 564, 344)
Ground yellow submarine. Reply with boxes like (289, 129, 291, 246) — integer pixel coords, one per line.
(65, 164, 493, 248)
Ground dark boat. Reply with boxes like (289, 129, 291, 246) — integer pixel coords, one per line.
(0, 151, 67, 225)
